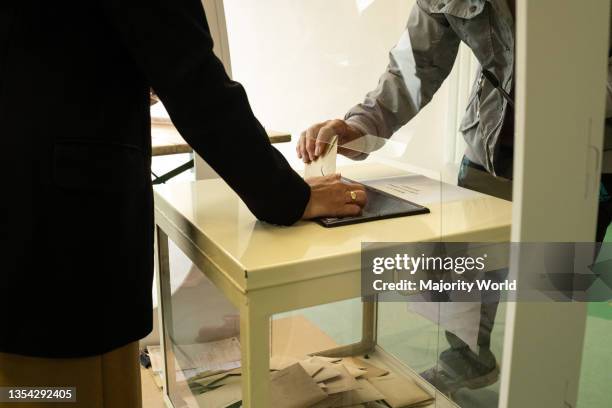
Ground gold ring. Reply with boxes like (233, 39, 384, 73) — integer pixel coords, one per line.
(350, 191, 357, 201)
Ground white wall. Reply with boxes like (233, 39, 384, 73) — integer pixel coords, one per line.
(223, 0, 454, 175)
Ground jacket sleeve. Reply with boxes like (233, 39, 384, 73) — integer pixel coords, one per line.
(344, 2, 460, 153)
(101, 0, 309, 226)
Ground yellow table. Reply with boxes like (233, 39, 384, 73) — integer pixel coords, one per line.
(153, 162, 512, 407)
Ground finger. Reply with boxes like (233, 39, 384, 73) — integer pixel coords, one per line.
(305, 125, 321, 162)
(340, 204, 363, 217)
(316, 119, 348, 156)
(297, 132, 304, 161)
(315, 119, 348, 157)
(300, 132, 312, 163)
(297, 132, 305, 159)
(345, 189, 367, 207)
(343, 182, 367, 193)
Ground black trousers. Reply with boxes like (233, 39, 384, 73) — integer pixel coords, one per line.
(446, 158, 612, 352)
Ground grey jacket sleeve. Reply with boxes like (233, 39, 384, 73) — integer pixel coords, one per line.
(344, 2, 460, 152)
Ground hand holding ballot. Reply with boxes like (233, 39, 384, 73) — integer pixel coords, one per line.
(301, 174, 367, 219)
(297, 119, 364, 163)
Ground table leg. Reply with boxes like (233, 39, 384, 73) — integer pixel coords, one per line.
(362, 298, 378, 351)
(155, 226, 178, 404)
(239, 302, 270, 408)
(312, 299, 377, 358)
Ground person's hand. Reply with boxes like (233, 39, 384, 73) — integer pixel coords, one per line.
(297, 119, 364, 163)
(302, 174, 368, 219)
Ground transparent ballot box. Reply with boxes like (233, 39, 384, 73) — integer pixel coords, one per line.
(152, 155, 512, 408)
(150, 1, 513, 406)
(152, 245, 510, 408)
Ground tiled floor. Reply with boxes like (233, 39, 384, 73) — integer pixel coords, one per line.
(141, 367, 165, 408)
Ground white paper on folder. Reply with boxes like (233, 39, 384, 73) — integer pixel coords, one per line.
(360, 174, 482, 205)
(304, 136, 338, 179)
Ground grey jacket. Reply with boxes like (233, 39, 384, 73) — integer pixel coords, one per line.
(345, 0, 612, 176)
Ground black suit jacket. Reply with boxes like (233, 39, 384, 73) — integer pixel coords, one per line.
(0, 0, 309, 357)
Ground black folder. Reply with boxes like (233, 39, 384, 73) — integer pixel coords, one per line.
(317, 178, 430, 227)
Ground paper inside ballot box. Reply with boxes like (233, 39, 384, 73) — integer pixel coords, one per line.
(194, 374, 242, 408)
(311, 379, 384, 407)
(182, 316, 432, 407)
(368, 374, 433, 408)
(190, 356, 432, 408)
(318, 364, 359, 394)
(193, 363, 329, 408)
(270, 363, 328, 408)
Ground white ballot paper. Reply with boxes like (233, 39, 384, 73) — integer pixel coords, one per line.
(304, 136, 338, 179)
(148, 338, 242, 383)
(360, 174, 482, 206)
(174, 337, 242, 372)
